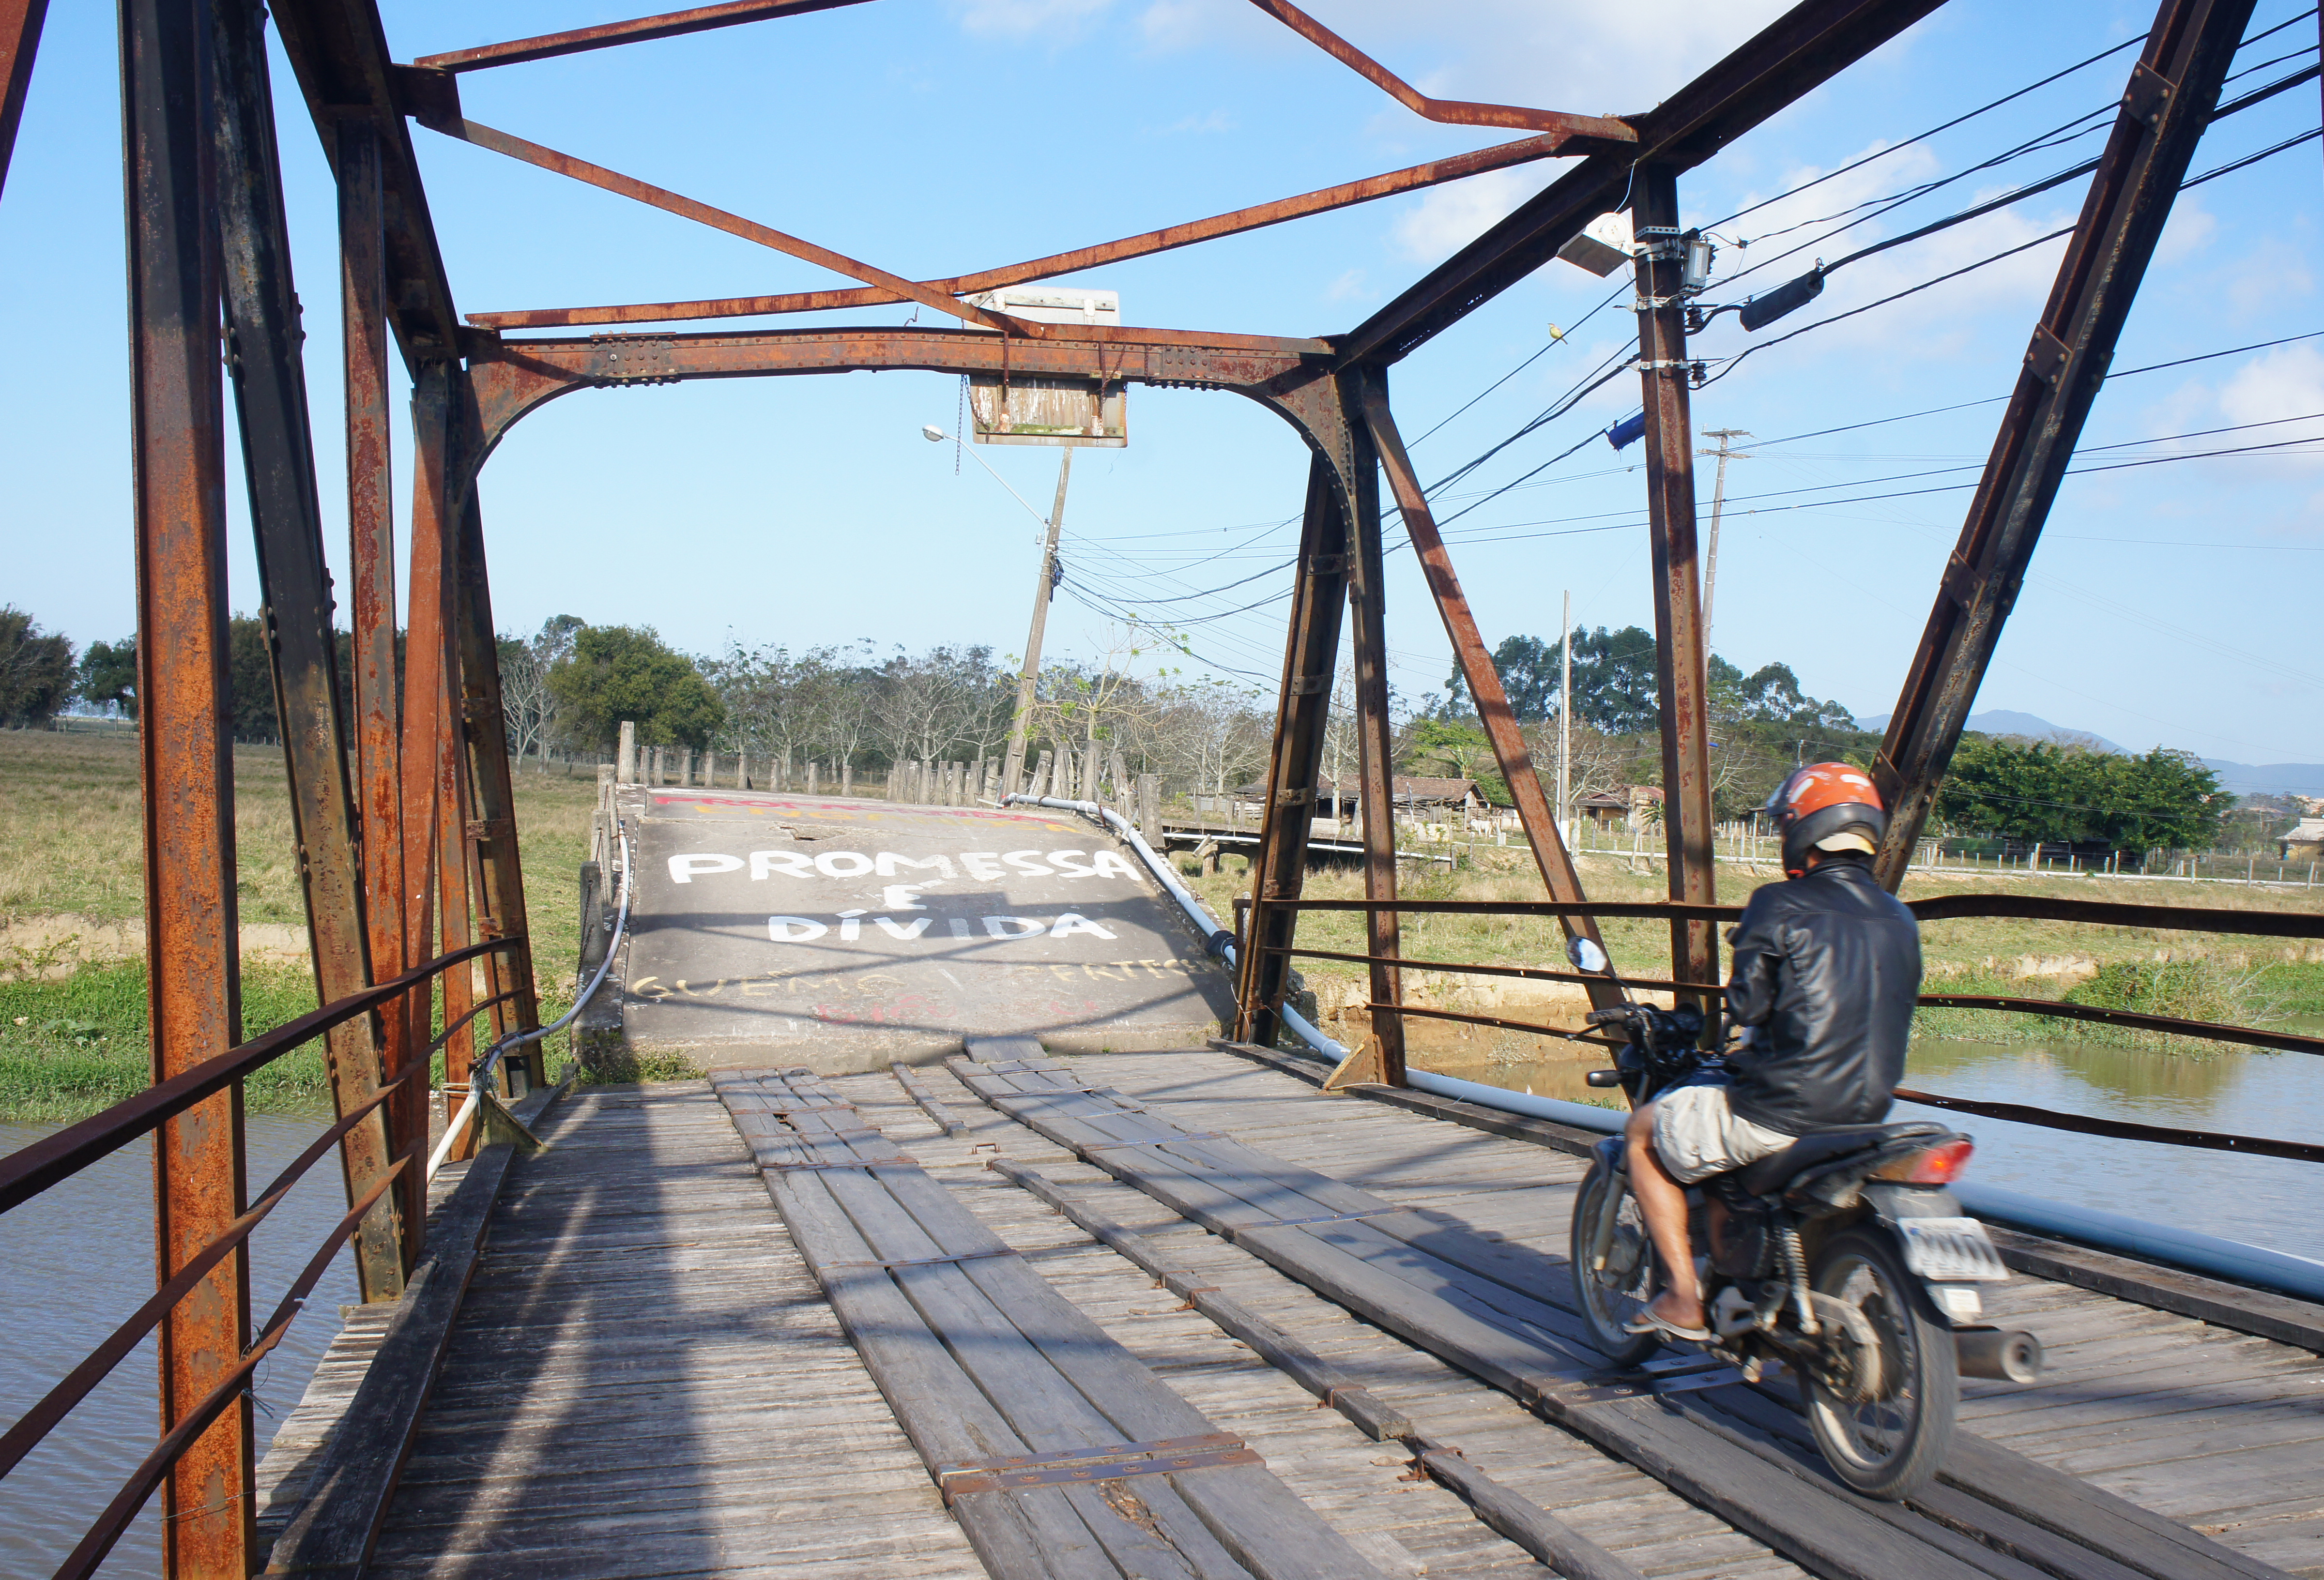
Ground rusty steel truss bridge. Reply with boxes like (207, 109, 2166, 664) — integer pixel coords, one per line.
(2, 0, 2322, 1577)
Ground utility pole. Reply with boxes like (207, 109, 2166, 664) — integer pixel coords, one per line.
(1001, 449, 1071, 796)
(1558, 590, 1572, 845)
(1697, 428, 1750, 648)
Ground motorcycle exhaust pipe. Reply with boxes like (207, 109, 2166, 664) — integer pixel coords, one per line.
(1955, 1326, 2043, 1383)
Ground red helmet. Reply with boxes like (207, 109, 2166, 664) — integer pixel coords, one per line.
(1765, 762, 1886, 877)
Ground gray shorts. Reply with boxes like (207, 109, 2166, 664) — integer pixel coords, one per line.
(1652, 1084, 1795, 1185)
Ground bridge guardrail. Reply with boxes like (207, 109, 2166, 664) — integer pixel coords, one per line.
(0, 933, 531, 1580)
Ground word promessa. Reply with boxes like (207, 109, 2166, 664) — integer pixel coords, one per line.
(666, 849, 1144, 885)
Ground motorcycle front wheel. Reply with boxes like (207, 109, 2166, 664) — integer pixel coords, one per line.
(1568, 1160, 1661, 1367)
(1803, 1225, 1957, 1500)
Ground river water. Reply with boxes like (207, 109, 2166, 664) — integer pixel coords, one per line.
(0, 1110, 362, 1578)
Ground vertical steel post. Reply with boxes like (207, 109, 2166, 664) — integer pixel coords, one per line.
(1237, 453, 1355, 1048)
(447, 405, 541, 1079)
(1630, 167, 1719, 997)
(1003, 450, 1070, 797)
(211, 0, 402, 1301)
(339, 115, 409, 1259)
(0, 0, 47, 203)
(1341, 392, 1404, 1084)
(435, 678, 475, 1134)
(123, 0, 253, 1569)
(395, 363, 456, 1257)
(1359, 374, 1617, 1005)
(1871, 0, 2256, 887)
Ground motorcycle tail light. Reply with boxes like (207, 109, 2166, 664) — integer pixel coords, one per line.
(1905, 1139, 1974, 1184)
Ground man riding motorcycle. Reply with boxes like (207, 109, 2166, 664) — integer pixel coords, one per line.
(1619, 762, 1923, 1342)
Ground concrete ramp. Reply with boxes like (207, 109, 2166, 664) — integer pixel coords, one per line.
(621, 789, 1236, 1070)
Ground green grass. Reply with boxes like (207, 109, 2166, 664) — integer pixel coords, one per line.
(580, 1049, 705, 1086)
(1913, 956, 2286, 1051)
(0, 730, 605, 1121)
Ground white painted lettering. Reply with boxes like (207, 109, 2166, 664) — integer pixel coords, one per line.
(982, 915, 1047, 939)
(874, 916, 933, 940)
(1003, 851, 1055, 877)
(767, 916, 828, 942)
(882, 884, 939, 911)
(1047, 850, 1097, 878)
(838, 909, 866, 941)
(1091, 851, 1138, 880)
(948, 918, 973, 938)
(751, 850, 815, 880)
(815, 851, 875, 878)
(668, 853, 744, 884)
(1050, 913, 1118, 940)
(961, 852, 1006, 881)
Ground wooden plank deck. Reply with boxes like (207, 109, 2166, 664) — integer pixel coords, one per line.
(254, 1048, 2324, 1580)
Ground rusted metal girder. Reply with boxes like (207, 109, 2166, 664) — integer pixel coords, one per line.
(468, 325, 1329, 453)
(122, 0, 253, 1569)
(395, 361, 457, 1255)
(269, 0, 462, 368)
(1630, 168, 1719, 998)
(339, 112, 413, 1235)
(1237, 455, 1358, 1051)
(1246, 0, 1634, 144)
(446, 407, 541, 1085)
(1341, 396, 1406, 1086)
(0, 0, 47, 202)
(443, 119, 1040, 337)
(466, 133, 1582, 333)
(211, 0, 403, 1301)
(417, 0, 874, 71)
(1870, 0, 2257, 890)
(1355, 372, 1618, 1012)
(435, 677, 475, 1137)
(1338, 0, 1947, 367)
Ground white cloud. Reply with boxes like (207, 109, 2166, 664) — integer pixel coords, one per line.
(955, 0, 1111, 42)
(1391, 167, 1545, 262)
(2221, 345, 2324, 428)
(1156, 107, 1234, 136)
(2154, 195, 2216, 266)
(1325, 268, 1372, 303)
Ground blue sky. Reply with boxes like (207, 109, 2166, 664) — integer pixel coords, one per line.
(4, 0, 2321, 764)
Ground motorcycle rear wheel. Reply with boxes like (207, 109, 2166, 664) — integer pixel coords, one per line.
(1803, 1225, 1957, 1500)
(1568, 1161, 1662, 1367)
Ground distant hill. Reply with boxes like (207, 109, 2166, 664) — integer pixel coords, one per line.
(2201, 760, 2324, 796)
(1851, 710, 2125, 753)
(1849, 710, 2324, 796)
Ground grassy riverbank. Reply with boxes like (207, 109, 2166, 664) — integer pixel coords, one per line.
(0, 729, 599, 1121)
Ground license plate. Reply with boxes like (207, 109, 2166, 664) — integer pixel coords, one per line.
(1897, 1217, 2010, 1282)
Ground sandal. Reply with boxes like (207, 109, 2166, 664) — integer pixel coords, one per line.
(1624, 1294, 1711, 1343)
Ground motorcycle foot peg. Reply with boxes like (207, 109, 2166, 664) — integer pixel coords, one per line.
(1955, 1326, 2043, 1384)
(1585, 1068, 1623, 1087)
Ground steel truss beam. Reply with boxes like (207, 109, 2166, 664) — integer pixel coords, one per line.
(467, 133, 1583, 333)
(123, 0, 252, 1568)
(212, 0, 403, 1301)
(1871, 0, 2258, 888)
(417, 0, 872, 72)
(1356, 372, 1618, 1011)
(1338, 0, 1947, 367)
(0, 0, 46, 203)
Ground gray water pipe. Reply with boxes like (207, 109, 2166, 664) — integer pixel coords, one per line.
(1004, 793, 2324, 1305)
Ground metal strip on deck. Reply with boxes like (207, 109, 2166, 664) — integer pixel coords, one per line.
(948, 1050, 2306, 1580)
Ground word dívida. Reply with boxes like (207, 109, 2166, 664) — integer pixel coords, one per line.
(667, 849, 1144, 884)
(767, 913, 1119, 942)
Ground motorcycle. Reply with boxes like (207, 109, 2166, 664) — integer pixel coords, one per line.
(1561, 935, 2042, 1500)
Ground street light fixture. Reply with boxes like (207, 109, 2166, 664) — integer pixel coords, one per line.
(922, 424, 1051, 531)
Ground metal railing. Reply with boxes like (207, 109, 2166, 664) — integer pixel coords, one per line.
(0, 936, 524, 1580)
(1247, 892, 2324, 1161)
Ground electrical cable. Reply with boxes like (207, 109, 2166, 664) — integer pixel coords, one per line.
(1407, 279, 1632, 448)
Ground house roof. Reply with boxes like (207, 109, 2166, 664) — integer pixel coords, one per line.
(1578, 784, 1665, 807)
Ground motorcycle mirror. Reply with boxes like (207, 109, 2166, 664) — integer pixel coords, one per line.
(1567, 937, 1610, 974)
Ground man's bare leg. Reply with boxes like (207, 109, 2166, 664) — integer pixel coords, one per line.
(1625, 1100, 1705, 1330)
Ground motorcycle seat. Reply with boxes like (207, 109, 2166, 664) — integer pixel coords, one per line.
(1737, 1120, 1951, 1197)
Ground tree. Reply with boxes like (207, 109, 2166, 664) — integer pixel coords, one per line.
(548, 624, 724, 751)
(873, 645, 1013, 769)
(77, 637, 138, 720)
(1934, 738, 2222, 854)
(499, 614, 582, 763)
(0, 608, 75, 728)
(1444, 624, 1661, 734)
(1400, 716, 1507, 801)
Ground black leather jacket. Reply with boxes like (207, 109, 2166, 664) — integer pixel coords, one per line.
(1722, 854, 1922, 1136)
